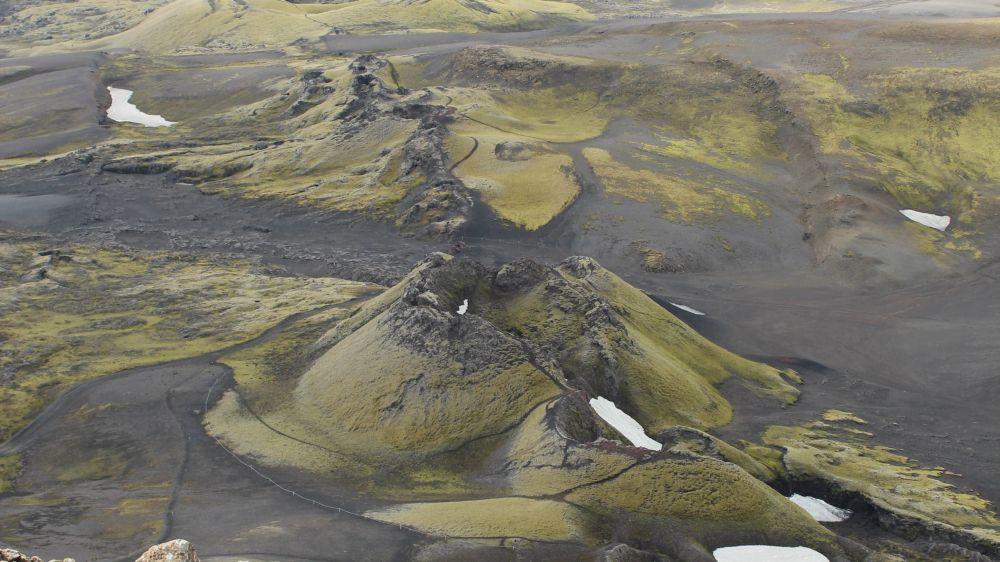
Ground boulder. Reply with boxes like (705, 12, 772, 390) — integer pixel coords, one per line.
(135, 540, 199, 562)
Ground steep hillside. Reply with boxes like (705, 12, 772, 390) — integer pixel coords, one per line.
(1, 0, 592, 55)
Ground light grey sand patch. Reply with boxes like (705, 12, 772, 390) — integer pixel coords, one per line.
(0, 194, 74, 228)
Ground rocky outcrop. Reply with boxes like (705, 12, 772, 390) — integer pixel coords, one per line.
(283, 68, 336, 117)
(0, 548, 43, 562)
(315, 55, 474, 237)
(134, 540, 199, 562)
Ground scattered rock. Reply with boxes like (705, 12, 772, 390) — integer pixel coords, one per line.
(0, 548, 70, 562)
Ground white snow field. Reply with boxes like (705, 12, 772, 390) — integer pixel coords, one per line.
(107, 86, 175, 127)
(713, 545, 829, 562)
(789, 494, 852, 523)
(669, 302, 706, 316)
(589, 397, 662, 451)
(900, 209, 950, 231)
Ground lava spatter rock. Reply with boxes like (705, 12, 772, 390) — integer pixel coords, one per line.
(493, 258, 547, 293)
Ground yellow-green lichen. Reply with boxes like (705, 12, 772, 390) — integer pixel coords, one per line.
(791, 69, 1000, 225)
(0, 239, 376, 441)
(54, 448, 128, 483)
(456, 87, 608, 143)
(307, 0, 592, 35)
(554, 259, 799, 431)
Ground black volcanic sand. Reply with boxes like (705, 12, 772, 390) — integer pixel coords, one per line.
(2, 10, 999, 561)
(0, 52, 110, 158)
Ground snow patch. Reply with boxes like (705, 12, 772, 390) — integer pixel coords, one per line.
(106, 86, 175, 127)
(899, 209, 950, 231)
(588, 397, 662, 451)
(789, 494, 851, 522)
(713, 545, 829, 562)
(669, 302, 705, 316)
(456, 299, 468, 315)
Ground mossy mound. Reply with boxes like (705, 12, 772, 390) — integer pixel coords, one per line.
(205, 253, 848, 557)
(418, 46, 617, 93)
(756, 412, 1000, 557)
(447, 124, 580, 230)
(88, 47, 797, 235)
(487, 393, 642, 496)
(390, 47, 785, 231)
(33, 0, 330, 55)
(216, 253, 798, 467)
(99, 56, 473, 236)
(7, 0, 590, 55)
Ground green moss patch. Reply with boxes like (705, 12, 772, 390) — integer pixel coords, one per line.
(0, 455, 20, 494)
